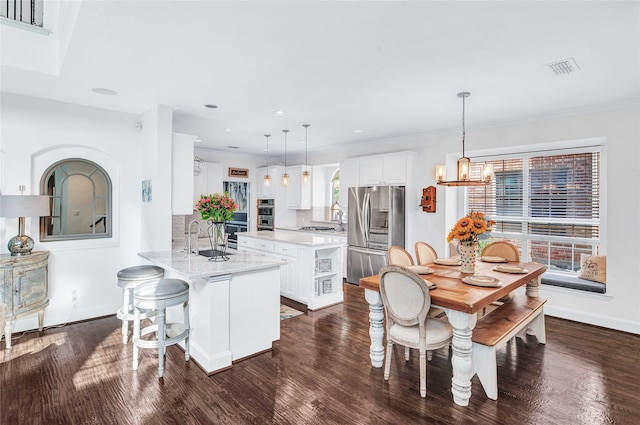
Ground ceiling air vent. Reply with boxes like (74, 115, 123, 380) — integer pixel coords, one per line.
(546, 57, 580, 75)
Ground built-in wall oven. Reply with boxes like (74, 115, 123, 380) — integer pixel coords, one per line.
(257, 199, 274, 231)
(225, 212, 248, 249)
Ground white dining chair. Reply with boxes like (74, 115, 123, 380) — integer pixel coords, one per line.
(379, 265, 453, 397)
(415, 241, 438, 265)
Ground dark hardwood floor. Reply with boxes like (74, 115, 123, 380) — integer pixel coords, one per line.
(2, 283, 639, 424)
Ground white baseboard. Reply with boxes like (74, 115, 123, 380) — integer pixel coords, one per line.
(544, 305, 640, 335)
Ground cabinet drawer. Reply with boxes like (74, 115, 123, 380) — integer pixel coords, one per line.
(274, 243, 297, 257)
(237, 237, 254, 249)
(254, 240, 275, 252)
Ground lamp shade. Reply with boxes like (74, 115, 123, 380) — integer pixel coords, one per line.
(0, 195, 51, 217)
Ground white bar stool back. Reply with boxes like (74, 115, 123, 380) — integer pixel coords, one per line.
(117, 265, 165, 344)
(132, 278, 190, 378)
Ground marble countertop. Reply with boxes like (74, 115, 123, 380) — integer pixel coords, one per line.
(240, 230, 347, 246)
(138, 249, 286, 279)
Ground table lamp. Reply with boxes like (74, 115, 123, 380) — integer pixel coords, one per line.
(0, 193, 51, 256)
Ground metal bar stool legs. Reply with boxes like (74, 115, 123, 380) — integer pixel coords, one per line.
(132, 278, 190, 378)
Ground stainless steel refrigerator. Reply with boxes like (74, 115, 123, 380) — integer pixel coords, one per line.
(347, 186, 405, 284)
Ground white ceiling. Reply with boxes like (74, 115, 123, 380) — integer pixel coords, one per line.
(2, 1, 639, 158)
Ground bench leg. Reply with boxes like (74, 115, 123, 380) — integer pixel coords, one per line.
(528, 311, 546, 344)
(472, 343, 498, 400)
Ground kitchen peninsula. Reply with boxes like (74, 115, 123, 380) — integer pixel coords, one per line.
(138, 250, 285, 375)
(238, 231, 346, 310)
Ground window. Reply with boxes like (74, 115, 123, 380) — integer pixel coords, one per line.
(330, 169, 340, 220)
(40, 158, 112, 241)
(467, 147, 601, 274)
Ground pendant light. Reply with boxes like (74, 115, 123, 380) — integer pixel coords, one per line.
(281, 129, 290, 187)
(435, 92, 493, 186)
(263, 134, 271, 186)
(302, 124, 311, 184)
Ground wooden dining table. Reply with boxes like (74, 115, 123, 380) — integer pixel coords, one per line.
(359, 259, 546, 406)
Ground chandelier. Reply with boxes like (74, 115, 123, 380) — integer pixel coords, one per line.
(435, 92, 493, 186)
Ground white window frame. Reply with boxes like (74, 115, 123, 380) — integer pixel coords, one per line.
(460, 137, 607, 275)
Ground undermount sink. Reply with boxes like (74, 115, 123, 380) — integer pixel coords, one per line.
(199, 249, 233, 258)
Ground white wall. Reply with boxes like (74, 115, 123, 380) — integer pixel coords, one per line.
(0, 93, 169, 332)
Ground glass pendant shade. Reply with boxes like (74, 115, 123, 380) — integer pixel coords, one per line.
(263, 134, 271, 187)
(457, 156, 471, 181)
(302, 124, 311, 184)
(281, 129, 289, 187)
(264, 174, 271, 186)
(435, 164, 446, 182)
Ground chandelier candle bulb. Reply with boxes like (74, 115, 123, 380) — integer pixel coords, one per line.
(435, 164, 446, 182)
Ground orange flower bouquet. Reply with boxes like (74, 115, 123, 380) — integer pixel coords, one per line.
(447, 211, 495, 244)
(447, 212, 495, 273)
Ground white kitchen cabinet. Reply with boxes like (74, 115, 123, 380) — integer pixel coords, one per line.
(359, 154, 408, 185)
(237, 234, 343, 309)
(193, 162, 223, 204)
(172, 133, 197, 214)
(339, 159, 359, 209)
(255, 167, 275, 199)
(286, 165, 311, 210)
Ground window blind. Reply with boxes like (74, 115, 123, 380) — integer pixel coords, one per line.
(467, 150, 600, 273)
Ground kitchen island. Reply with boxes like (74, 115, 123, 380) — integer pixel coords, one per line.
(238, 231, 346, 309)
(138, 250, 285, 375)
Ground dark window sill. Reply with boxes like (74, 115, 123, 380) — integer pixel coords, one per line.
(541, 272, 606, 294)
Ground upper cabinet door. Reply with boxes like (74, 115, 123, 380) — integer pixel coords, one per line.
(382, 155, 407, 185)
(285, 165, 311, 210)
(359, 158, 384, 185)
(173, 133, 196, 214)
(193, 162, 223, 205)
(255, 167, 275, 199)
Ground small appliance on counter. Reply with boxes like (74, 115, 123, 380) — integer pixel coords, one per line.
(257, 199, 274, 231)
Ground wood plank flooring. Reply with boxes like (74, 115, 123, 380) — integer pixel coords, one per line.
(2, 283, 639, 424)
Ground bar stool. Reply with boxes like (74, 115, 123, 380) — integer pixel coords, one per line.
(132, 278, 190, 378)
(117, 265, 165, 344)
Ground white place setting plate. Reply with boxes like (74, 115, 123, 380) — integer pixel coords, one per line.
(493, 265, 528, 274)
(480, 256, 509, 263)
(462, 275, 501, 287)
(406, 265, 434, 275)
(434, 258, 461, 266)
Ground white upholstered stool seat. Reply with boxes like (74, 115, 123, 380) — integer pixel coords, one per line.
(116, 265, 165, 344)
(132, 278, 190, 378)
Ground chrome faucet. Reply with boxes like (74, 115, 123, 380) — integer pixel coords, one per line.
(336, 210, 345, 232)
(187, 220, 201, 255)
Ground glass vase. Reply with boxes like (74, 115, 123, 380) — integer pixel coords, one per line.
(458, 241, 477, 274)
(206, 220, 229, 261)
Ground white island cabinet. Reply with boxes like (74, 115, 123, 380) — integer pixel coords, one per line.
(238, 231, 345, 310)
(138, 250, 285, 375)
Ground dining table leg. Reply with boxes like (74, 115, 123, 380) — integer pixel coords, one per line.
(364, 288, 385, 368)
(444, 309, 478, 407)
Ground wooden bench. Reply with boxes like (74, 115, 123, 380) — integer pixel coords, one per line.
(472, 294, 547, 400)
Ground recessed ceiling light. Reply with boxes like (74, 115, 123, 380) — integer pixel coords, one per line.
(224, 128, 232, 133)
(353, 129, 364, 133)
(273, 110, 286, 116)
(194, 137, 202, 143)
(92, 88, 117, 96)
(204, 104, 218, 109)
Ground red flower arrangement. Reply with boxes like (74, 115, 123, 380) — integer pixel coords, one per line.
(195, 192, 238, 222)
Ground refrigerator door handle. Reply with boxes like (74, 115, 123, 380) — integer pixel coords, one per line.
(363, 190, 371, 242)
(348, 246, 387, 256)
